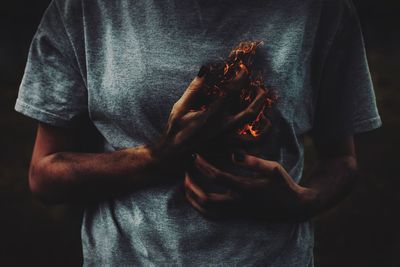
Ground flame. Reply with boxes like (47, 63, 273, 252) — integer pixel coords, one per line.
(201, 41, 277, 138)
(229, 41, 275, 138)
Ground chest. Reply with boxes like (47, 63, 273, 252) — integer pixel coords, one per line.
(85, 1, 319, 141)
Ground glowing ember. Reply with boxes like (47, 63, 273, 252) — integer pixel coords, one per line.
(199, 41, 277, 139)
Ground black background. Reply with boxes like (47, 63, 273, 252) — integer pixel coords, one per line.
(0, 0, 399, 266)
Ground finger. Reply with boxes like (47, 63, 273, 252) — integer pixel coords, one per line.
(176, 72, 206, 112)
(185, 190, 228, 220)
(184, 174, 237, 205)
(179, 110, 204, 126)
(222, 67, 250, 93)
(173, 119, 204, 148)
(221, 87, 267, 134)
(203, 68, 250, 117)
(179, 66, 247, 115)
(185, 189, 208, 215)
(188, 94, 230, 140)
(208, 191, 237, 203)
(194, 154, 270, 192)
(172, 95, 231, 149)
(178, 68, 249, 130)
(232, 152, 281, 176)
(184, 175, 240, 219)
(184, 173, 208, 202)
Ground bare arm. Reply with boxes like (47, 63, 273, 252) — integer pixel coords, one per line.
(298, 136, 358, 219)
(29, 69, 255, 204)
(29, 122, 162, 204)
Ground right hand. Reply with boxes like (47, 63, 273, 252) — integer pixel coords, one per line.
(151, 66, 267, 166)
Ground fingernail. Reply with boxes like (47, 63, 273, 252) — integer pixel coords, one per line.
(233, 151, 245, 162)
(197, 65, 208, 78)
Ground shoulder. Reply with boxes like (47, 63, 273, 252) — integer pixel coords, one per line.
(271, 0, 353, 22)
(53, 0, 132, 22)
(319, 0, 357, 17)
(52, 0, 83, 19)
(312, 0, 359, 36)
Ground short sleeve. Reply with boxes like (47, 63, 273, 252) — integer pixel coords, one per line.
(15, 0, 87, 127)
(311, 0, 382, 141)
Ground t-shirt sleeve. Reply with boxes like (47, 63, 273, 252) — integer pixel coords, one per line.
(311, 0, 382, 141)
(15, 0, 87, 127)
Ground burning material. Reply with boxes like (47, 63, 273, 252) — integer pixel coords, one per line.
(188, 42, 278, 193)
(196, 41, 277, 141)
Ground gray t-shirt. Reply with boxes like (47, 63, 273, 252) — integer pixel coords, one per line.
(16, 0, 381, 266)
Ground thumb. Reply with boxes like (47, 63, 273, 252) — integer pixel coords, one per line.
(178, 66, 208, 108)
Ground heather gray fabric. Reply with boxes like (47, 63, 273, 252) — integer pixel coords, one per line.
(16, 0, 381, 266)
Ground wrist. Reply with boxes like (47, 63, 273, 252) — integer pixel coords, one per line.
(298, 186, 318, 204)
(125, 146, 156, 170)
(124, 145, 174, 186)
(147, 142, 169, 170)
(294, 186, 320, 220)
(146, 144, 186, 175)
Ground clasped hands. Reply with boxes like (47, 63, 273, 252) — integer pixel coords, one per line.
(152, 67, 315, 221)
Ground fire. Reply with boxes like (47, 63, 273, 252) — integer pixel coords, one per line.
(199, 41, 277, 139)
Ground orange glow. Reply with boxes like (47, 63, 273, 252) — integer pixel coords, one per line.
(201, 41, 277, 139)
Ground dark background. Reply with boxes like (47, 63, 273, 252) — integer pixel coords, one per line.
(0, 1, 399, 266)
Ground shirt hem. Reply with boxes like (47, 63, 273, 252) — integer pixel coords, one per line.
(352, 115, 382, 134)
(15, 98, 71, 127)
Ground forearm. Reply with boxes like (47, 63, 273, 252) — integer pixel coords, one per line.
(29, 145, 180, 204)
(299, 155, 358, 219)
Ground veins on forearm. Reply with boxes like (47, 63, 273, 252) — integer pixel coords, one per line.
(31, 146, 171, 204)
(300, 155, 358, 217)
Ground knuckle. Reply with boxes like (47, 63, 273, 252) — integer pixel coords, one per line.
(272, 162, 282, 170)
(271, 163, 283, 175)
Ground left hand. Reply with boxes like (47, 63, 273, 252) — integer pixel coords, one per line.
(184, 153, 316, 221)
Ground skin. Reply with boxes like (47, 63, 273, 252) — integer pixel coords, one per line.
(184, 137, 358, 221)
(29, 69, 262, 204)
(29, 69, 358, 222)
